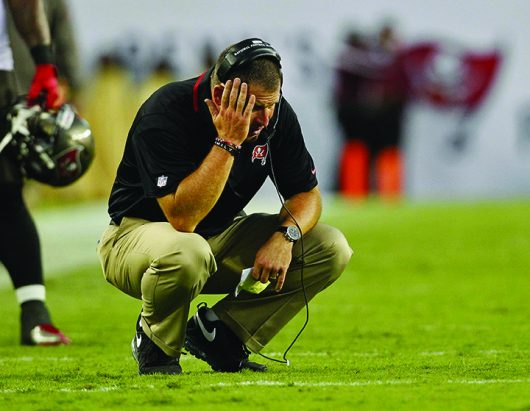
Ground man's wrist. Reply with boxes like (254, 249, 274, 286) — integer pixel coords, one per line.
(213, 137, 241, 157)
(276, 225, 301, 243)
(273, 231, 295, 246)
(30, 44, 54, 65)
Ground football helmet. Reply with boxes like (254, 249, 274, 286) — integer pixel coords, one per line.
(0, 101, 94, 187)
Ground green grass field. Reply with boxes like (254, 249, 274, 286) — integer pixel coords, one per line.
(1, 199, 529, 410)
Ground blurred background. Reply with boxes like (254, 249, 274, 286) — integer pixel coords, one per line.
(7, 0, 529, 207)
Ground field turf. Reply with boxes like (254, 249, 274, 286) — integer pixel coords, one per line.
(0, 199, 529, 410)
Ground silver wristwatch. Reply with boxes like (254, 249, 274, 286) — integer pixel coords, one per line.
(276, 225, 301, 243)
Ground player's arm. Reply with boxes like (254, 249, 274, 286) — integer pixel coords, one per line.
(7, 0, 59, 108)
(252, 186, 322, 291)
(157, 78, 255, 233)
(7, 0, 50, 47)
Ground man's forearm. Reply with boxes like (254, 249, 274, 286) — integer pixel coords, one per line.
(279, 186, 322, 234)
(7, 0, 51, 47)
(158, 146, 234, 232)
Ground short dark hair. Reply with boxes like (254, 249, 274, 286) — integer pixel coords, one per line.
(212, 45, 282, 90)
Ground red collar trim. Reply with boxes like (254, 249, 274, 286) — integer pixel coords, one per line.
(193, 71, 207, 112)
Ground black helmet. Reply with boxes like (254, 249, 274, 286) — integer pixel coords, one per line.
(1, 102, 95, 187)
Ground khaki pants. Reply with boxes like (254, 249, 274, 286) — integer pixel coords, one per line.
(97, 213, 352, 357)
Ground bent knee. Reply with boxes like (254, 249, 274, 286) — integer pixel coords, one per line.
(328, 228, 353, 278)
(309, 224, 353, 280)
(151, 233, 216, 287)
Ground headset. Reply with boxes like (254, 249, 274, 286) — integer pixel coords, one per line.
(216, 38, 309, 366)
(216, 38, 282, 84)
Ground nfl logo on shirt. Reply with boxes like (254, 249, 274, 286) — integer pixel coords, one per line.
(157, 175, 168, 187)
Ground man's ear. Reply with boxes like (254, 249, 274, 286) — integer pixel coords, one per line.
(212, 84, 224, 105)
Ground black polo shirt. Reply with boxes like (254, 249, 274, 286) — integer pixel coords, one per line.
(108, 69, 318, 237)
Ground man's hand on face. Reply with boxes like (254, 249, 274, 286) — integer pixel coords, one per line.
(204, 78, 256, 146)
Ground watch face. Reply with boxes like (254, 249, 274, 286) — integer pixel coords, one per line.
(286, 226, 301, 241)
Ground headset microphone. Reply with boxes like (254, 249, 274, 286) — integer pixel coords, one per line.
(263, 95, 282, 144)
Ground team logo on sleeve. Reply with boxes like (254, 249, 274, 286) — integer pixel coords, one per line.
(251, 144, 268, 166)
(157, 175, 168, 187)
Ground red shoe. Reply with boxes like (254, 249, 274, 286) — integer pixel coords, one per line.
(25, 324, 71, 346)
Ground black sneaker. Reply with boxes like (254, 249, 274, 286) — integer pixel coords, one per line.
(184, 303, 267, 372)
(131, 316, 182, 375)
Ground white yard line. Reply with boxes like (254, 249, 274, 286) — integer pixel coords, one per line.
(447, 379, 530, 385)
(263, 350, 527, 358)
(0, 356, 74, 363)
(0, 349, 525, 365)
(59, 386, 119, 392)
(209, 378, 530, 388)
(212, 379, 417, 387)
(1, 378, 529, 394)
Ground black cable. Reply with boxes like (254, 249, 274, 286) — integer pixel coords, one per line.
(257, 142, 309, 366)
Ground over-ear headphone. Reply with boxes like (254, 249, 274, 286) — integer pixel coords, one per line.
(216, 38, 282, 83)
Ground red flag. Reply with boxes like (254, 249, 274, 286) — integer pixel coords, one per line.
(402, 41, 502, 111)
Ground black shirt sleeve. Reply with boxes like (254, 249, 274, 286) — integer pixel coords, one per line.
(269, 99, 318, 198)
(132, 112, 196, 198)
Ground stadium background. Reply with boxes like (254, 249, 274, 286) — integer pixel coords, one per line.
(19, 0, 530, 205)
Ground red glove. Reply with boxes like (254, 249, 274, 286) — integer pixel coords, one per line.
(28, 63, 60, 109)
